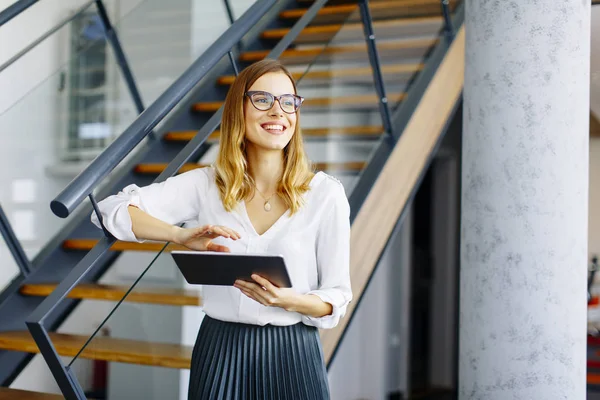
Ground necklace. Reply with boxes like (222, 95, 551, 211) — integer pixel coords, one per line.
(252, 183, 276, 212)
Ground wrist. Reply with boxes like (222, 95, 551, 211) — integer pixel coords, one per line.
(282, 294, 305, 313)
(170, 226, 183, 244)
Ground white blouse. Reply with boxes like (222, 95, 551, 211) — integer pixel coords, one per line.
(91, 167, 352, 329)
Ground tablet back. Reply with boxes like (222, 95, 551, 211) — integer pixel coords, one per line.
(171, 251, 292, 288)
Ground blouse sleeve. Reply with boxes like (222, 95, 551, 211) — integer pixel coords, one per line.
(90, 168, 208, 242)
(302, 180, 353, 329)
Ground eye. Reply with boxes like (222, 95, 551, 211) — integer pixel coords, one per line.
(281, 96, 295, 107)
(254, 96, 269, 104)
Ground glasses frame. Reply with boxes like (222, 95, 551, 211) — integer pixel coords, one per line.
(245, 90, 305, 114)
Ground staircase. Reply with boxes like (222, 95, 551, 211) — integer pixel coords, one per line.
(0, 0, 464, 398)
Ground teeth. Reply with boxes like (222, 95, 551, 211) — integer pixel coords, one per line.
(263, 124, 284, 131)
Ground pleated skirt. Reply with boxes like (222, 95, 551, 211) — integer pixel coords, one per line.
(188, 315, 330, 400)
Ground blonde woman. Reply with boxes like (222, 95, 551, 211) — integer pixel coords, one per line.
(92, 59, 352, 399)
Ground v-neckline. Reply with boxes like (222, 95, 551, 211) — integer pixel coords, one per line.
(236, 171, 324, 238)
(239, 201, 290, 238)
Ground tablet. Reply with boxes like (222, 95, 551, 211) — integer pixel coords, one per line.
(171, 250, 292, 288)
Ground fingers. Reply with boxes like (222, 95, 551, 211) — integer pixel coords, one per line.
(198, 225, 241, 240)
(238, 287, 267, 306)
(235, 280, 270, 305)
(251, 274, 277, 291)
(206, 242, 230, 253)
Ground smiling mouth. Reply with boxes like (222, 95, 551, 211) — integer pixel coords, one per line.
(260, 124, 287, 135)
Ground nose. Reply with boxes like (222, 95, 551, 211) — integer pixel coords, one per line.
(268, 99, 285, 116)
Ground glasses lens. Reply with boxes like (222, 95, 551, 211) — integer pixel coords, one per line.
(250, 92, 274, 110)
(279, 95, 298, 113)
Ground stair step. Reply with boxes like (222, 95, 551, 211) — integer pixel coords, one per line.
(164, 125, 383, 142)
(20, 283, 201, 306)
(64, 239, 188, 252)
(134, 162, 366, 175)
(62, 239, 188, 252)
(217, 63, 423, 86)
(0, 388, 64, 400)
(0, 331, 192, 369)
(192, 93, 405, 113)
(281, 0, 458, 25)
(240, 37, 437, 64)
(261, 16, 442, 44)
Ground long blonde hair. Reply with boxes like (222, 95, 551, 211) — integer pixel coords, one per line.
(214, 59, 314, 215)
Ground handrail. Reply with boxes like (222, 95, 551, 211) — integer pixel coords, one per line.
(0, 0, 38, 27)
(50, 0, 278, 219)
(0, 0, 94, 74)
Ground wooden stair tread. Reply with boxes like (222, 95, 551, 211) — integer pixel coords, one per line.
(63, 239, 188, 252)
(135, 162, 366, 175)
(240, 37, 437, 64)
(192, 92, 405, 113)
(164, 126, 384, 142)
(217, 63, 423, 86)
(262, 16, 442, 44)
(20, 283, 201, 306)
(281, 0, 458, 24)
(0, 388, 65, 400)
(64, 239, 188, 252)
(0, 331, 192, 369)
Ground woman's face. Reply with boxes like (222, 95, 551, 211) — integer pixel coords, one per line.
(244, 72, 298, 152)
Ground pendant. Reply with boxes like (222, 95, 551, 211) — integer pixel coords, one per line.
(264, 201, 272, 212)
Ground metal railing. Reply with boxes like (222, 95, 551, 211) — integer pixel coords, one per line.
(15, 0, 464, 397)
(0, 204, 31, 276)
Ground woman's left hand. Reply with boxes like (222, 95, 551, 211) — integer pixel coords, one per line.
(234, 274, 300, 311)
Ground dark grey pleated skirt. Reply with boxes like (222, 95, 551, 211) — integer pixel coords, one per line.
(188, 315, 330, 400)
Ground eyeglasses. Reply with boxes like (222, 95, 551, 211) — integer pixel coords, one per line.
(245, 91, 304, 114)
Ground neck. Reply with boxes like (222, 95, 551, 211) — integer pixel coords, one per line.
(246, 145, 284, 194)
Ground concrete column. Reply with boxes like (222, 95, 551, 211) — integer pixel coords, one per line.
(460, 1, 590, 399)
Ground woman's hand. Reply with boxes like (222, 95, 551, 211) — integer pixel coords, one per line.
(172, 224, 241, 252)
(234, 274, 301, 311)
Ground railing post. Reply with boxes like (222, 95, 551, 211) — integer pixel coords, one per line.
(94, 0, 144, 114)
(26, 322, 87, 400)
(358, 0, 394, 139)
(89, 194, 114, 239)
(440, 0, 454, 41)
(0, 204, 31, 276)
(223, 0, 236, 25)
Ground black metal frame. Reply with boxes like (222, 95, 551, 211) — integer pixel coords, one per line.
(0, 204, 31, 276)
(0, 0, 38, 27)
(93, 0, 144, 114)
(358, 0, 394, 138)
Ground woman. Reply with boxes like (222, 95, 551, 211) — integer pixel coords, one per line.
(91, 59, 352, 399)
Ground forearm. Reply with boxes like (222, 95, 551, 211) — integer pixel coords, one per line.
(127, 205, 181, 243)
(287, 294, 333, 318)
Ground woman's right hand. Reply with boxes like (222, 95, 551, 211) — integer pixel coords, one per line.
(172, 224, 241, 252)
